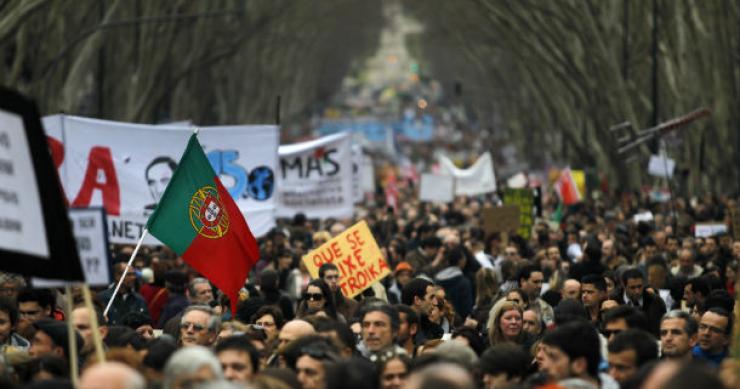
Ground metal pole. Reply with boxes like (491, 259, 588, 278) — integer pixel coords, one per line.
(622, 0, 630, 80)
(103, 229, 148, 317)
(64, 286, 79, 386)
(659, 145, 678, 232)
(82, 285, 106, 363)
(649, 0, 660, 152)
(275, 95, 282, 126)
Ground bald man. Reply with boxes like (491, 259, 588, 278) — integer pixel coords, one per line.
(80, 362, 146, 389)
(278, 320, 315, 349)
(562, 279, 581, 300)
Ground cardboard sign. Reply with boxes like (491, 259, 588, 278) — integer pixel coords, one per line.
(302, 220, 390, 298)
(33, 208, 112, 287)
(0, 89, 84, 281)
(419, 174, 454, 203)
(695, 223, 727, 238)
(503, 189, 534, 239)
(482, 205, 521, 236)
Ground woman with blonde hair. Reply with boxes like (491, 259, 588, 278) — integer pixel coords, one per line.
(487, 300, 534, 350)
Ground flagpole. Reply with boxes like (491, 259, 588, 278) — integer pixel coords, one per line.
(103, 228, 148, 317)
(82, 285, 106, 363)
(64, 285, 79, 386)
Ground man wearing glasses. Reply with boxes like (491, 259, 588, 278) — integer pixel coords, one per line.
(180, 305, 220, 348)
(692, 307, 732, 367)
(601, 305, 649, 342)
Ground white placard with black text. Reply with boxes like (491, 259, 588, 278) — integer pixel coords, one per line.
(33, 208, 111, 287)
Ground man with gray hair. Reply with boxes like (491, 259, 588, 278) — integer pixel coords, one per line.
(79, 362, 146, 389)
(163, 346, 224, 389)
(187, 277, 215, 305)
(0, 272, 25, 302)
(660, 310, 697, 360)
(406, 363, 475, 389)
(358, 304, 405, 359)
(180, 305, 220, 348)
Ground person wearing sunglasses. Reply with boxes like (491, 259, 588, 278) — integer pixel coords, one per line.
(298, 280, 339, 321)
(179, 305, 220, 348)
(601, 305, 648, 342)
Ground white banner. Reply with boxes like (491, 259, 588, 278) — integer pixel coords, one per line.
(360, 152, 375, 195)
(33, 208, 111, 287)
(633, 211, 654, 223)
(419, 174, 454, 203)
(352, 145, 374, 204)
(648, 154, 675, 178)
(438, 152, 497, 196)
(695, 223, 727, 238)
(352, 146, 363, 203)
(277, 133, 353, 219)
(43, 115, 278, 244)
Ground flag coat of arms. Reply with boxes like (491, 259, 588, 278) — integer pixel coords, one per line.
(146, 134, 259, 313)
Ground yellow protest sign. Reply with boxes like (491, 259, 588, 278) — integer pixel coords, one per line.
(572, 170, 586, 198)
(302, 220, 391, 298)
(503, 189, 534, 239)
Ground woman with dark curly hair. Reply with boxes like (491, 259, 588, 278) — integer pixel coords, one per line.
(377, 352, 410, 389)
(296, 279, 341, 321)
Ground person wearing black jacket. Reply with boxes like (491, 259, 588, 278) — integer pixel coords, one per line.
(259, 269, 295, 321)
(401, 278, 443, 344)
(435, 246, 474, 319)
(569, 238, 606, 282)
(612, 268, 666, 336)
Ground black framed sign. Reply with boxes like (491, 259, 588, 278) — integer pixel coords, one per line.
(0, 88, 84, 281)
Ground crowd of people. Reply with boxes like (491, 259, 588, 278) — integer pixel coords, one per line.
(0, 187, 739, 389)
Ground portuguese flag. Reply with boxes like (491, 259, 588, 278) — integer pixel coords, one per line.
(146, 134, 259, 314)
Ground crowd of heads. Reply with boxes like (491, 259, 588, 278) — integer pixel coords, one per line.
(0, 188, 739, 389)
